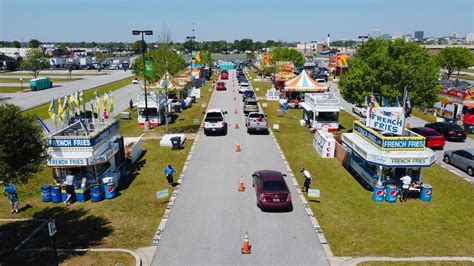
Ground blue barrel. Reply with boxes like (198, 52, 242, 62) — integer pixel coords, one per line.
(51, 185, 62, 203)
(91, 185, 104, 202)
(372, 185, 385, 202)
(420, 184, 432, 202)
(61, 187, 76, 203)
(75, 187, 90, 202)
(104, 183, 116, 199)
(385, 185, 398, 203)
(281, 103, 288, 110)
(41, 185, 52, 202)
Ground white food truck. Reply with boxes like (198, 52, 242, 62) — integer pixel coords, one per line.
(300, 92, 341, 131)
(137, 91, 167, 127)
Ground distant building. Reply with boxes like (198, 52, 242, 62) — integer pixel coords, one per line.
(414, 31, 424, 42)
(295, 42, 328, 53)
(466, 33, 474, 44)
(0, 54, 18, 71)
(0, 47, 33, 57)
(382, 33, 392, 40)
(451, 32, 458, 38)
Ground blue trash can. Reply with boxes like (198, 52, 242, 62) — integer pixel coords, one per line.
(104, 183, 116, 199)
(51, 185, 62, 203)
(75, 187, 90, 202)
(281, 103, 288, 110)
(420, 184, 432, 202)
(91, 185, 104, 202)
(372, 185, 385, 202)
(385, 185, 398, 203)
(41, 185, 52, 202)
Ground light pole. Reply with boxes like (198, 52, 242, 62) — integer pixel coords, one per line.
(132, 30, 153, 130)
(186, 24, 196, 87)
(20, 77, 24, 92)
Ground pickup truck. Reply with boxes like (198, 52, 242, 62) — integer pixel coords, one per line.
(243, 98, 259, 114)
(245, 112, 269, 133)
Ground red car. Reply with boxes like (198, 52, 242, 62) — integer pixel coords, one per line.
(252, 170, 293, 211)
(410, 127, 446, 149)
(216, 81, 226, 91)
(220, 71, 229, 80)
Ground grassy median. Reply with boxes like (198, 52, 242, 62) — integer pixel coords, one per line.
(0, 77, 81, 83)
(252, 76, 474, 257)
(23, 76, 134, 120)
(0, 72, 107, 77)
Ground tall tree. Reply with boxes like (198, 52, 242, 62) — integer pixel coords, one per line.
(28, 39, 41, 48)
(437, 47, 474, 78)
(271, 47, 304, 67)
(0, 104, 49, 184)
(339, 38, 440, 108)
(20, 49, 50, 78)
(12, 41, 21, 48)
(131, 40, 147, 53)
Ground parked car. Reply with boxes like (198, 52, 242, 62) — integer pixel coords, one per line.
(220, 71, 229, 80)
(410, 127, 446, 149)
(252, 170, 292, 211)
(443, 149, 474, 176)
(246, 112, 269, 133)
(216, 82, 226, 91)
(425, 122, 467, 141)
(243, 98, 259, 114)
(242, 90, 255, 102)
(203, 109, 227, 136)
(352, 104, 367, 118)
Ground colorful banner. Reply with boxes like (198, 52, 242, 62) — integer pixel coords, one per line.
(336, 53, 350, 66)
(366, 107, 404, 135)
(263, 53, 271, 66)
(145, 60, 154, 77)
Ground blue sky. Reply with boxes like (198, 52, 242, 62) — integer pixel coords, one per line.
(0, 0, 472, 42)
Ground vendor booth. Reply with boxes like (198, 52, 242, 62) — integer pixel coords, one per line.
(47, 120, 126, 188)
(299, 92, 341, 131)
(281, 70, 327, 109)
(342, 121, 436, 194)
(136, 91, 167, 126)
(274, 61, 295, 90)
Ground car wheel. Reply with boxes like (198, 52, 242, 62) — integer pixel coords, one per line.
(468, 167, 473, 176)
(443, 155, 450, 164)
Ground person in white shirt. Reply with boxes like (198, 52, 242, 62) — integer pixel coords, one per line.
(64, 174, 75, 206)
(399, 174, 412, 202)
(300, 168, 312, 193)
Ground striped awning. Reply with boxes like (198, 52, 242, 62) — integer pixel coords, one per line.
(284, 70, 326, 92)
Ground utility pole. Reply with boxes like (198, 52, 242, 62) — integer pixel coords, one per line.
(186, 23, 196, 87)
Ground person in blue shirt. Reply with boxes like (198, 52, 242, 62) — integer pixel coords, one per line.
(3, 183, 20, 213)
(164, 163, 176, 188)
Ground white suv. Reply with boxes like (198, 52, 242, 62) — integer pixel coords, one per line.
(203, 108, 228, 135)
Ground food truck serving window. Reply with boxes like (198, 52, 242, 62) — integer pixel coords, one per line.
(139, 108, 158, 116)
(317, 112, 339, 121)
(53, 167, 94, 180)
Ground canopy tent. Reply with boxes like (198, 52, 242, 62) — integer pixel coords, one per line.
(147, 73, 183, 91)
(284, 70, 326, 92)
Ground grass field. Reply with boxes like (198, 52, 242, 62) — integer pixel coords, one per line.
(0, 77, 81, 83)
(411, 107, 437, 123)
(0, 86, 26, 93)
(460, 68, 474, 74)
(0, 72, 107, 76)
(119, 81, 213, 137)
(252, 76, 474, 257)
(23, 76, 134, 120)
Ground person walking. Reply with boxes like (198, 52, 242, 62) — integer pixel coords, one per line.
(129, 99, 134, 111)
(164, 163, 176, 188)
(400, 174, 412, 202)
(64, 174, 75, 206)
(3, 183, 19, 213)
(300, 168, 312, 193)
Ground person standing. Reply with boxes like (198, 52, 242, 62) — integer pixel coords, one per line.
(3, 183, 19, 213)
(64, 174, 75, 206)
(400, 174, 412, 202)
(129, 99, 134, 111)
(164, 163, 176, 188)
(300, 168, 312, 193)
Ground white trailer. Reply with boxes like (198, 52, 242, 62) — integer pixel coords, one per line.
(137, 91, 167, 126)
(300, 92, 341, 131)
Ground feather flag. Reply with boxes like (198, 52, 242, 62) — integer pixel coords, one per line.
(381, 96, 391, 107)
(108, 90, 115, 113)
(403, 87, 412, 117)
(102, 93, 108, 111)
(395, 96, 400, 107)
(79, 117, 89, 136)
(57, 97, 64, 121)
(60, 95, 69, 121)
(363, 95, 369, 107)
(48, 99, 57, 122)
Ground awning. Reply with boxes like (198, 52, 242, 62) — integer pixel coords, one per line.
(300, 102, 340, 112)
(284, 70, 326, 92)
(342, 133, 436, 167)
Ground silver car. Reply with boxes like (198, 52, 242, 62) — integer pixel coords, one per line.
(243, 98, 259, 114)
(443, 149, 474, 176)
(245, 112, 269, 134)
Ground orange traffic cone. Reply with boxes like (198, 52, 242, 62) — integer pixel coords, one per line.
(238, 177, 245, 191)
(241, 232, 251, 254)
(236, 142, 241, 152)
(235, 122, 239, 129)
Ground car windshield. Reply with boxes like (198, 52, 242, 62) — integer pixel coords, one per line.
(421, 130, 439, 136)
(205, 113, 223, 122)
(249, 113, 264, 119)
(244, 91, 254, 97)
(446, 123, 463, 130)
(217, 82, 225, 85)
(263, 181, 287, 192)
(245, 101, 257, 106)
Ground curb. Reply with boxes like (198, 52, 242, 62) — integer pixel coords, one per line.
(340, 256, 474, 266)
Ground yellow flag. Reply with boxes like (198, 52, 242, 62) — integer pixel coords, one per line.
(108, 91, 114, 113)
(102, 93, 108, 111)
(57, 97, 64, 121)
(48, 99, 56, 122)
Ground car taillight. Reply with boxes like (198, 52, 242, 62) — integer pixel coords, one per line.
(259, 194, 265, 202)
(287, 194, 292, 202)
(247, 122, 250, 127)
(448, 131, 454, 134)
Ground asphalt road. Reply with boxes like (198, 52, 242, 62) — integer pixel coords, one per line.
(0, 70, 133, 109)
(329, 81, 474, 183)
(153, 70, 328, 265)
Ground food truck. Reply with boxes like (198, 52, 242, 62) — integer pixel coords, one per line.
(299, 92, 341, 131)
(342, 120, 436, 191)
(137, 91, 167, 126)
(436, 79, 474, 132)
(47, 120, 126, 187)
